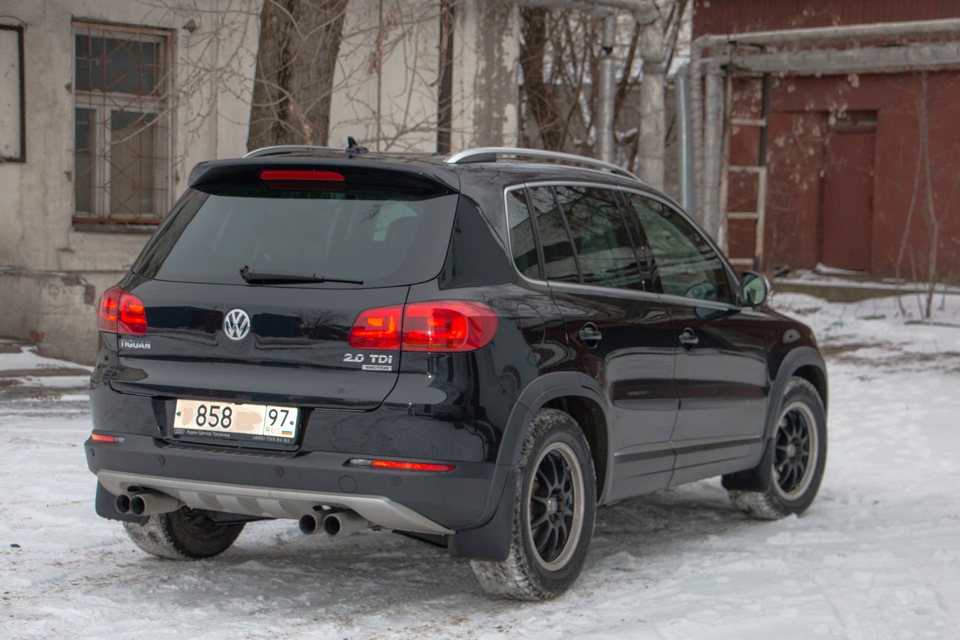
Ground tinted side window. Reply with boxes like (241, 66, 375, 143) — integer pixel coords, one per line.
(527, 186, 579, 283)
(627, 194, 732, 303)
(553, 185, 642, 290)
(506, 188, 541, 279)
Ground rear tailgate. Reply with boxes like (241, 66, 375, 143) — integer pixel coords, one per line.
(111, 280, 408, 409)
(104, 159, 459, 447)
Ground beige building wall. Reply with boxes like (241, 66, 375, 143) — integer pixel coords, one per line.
(0, 0, 260, 362)
(0, 0, 519, 363)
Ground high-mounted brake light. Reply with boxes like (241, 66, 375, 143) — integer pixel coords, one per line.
(348, 301, 498, 352)
(259, 170, 345, 182)
(97, 286, 147, 335)
(348, 458, 457, 473)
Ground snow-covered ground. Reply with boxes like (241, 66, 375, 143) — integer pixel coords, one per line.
(1, 292, 959, 639)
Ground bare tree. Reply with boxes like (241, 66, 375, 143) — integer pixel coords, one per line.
(518, 1, 687, 174)
(895, 72, 959, 318)
(248, 0, 350, 149)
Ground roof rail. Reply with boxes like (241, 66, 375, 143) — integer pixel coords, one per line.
(445, 147, 643, 183)
(243, 145, 343, 158)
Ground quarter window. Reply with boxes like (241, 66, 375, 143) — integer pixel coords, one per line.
(74, 22, 171, 226)
(627, 194, 732, 303)
(506, 189, 541, 279)
(527, 186, 579, 283)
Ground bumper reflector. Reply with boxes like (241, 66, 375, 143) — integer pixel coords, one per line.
(90, 433, 124, 444)
(348, 458, 457, 473)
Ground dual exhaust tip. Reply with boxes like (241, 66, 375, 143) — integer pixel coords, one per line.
(115, 491, 183, 517)
(114, 491, 370, 538)
(298, 510, 370, 537)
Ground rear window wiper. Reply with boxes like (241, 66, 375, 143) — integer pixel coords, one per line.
(239, 265, 363, 285)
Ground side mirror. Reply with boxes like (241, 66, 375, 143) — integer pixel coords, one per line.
(740, 271, 770, 307)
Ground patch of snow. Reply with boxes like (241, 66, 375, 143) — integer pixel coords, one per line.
(1, 295, 959, 639)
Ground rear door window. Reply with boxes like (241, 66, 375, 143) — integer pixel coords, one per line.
(552, 185, 643, 290)
(525, 184, 643, 290)
(133, 171, 459, 288)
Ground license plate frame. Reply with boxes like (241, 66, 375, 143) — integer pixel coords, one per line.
(172, 399, 300, 445)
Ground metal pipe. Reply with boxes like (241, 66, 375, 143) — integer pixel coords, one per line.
(701, 65, 724, 241)
(128, 492, 183, 517)
(596, 15, 617, 163)
(675, 64, 694, 211)
(322, 510, 371, 537)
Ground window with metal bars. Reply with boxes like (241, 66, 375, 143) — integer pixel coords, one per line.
(73, 22, 172, 226)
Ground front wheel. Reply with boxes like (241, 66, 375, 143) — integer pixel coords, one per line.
(728, 377, 827, 520)
(123, 507, 245, 559)
(471, 409, 596, 600)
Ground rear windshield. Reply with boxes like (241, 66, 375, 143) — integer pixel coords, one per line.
(133, 178, 459, 288)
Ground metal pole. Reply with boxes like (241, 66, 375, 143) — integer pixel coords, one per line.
(597, 15, 617, 164)
(702, 64, 724, 241)
(675, 64, 694, 211)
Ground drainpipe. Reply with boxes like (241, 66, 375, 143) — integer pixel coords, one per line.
(638, 11, 665, 189)
(596, 15, 617, 163)
(675, 63, 694, 211)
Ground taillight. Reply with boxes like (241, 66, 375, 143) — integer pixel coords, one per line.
(349, 305, 403, 349)
(401, 301, 498, 352)
(348, 301, 497, 352)
(97, 286, 147, 335)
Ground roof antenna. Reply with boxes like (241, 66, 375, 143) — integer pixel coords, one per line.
(346, 136, 368, 158)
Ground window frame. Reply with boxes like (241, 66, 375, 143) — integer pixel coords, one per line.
(72, 20, 174, 228)
(0, 24, 26, 163)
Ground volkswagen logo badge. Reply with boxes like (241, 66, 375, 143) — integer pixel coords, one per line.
(223, 309, 251, 341)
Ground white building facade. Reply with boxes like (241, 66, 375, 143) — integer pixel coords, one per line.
(0, 0, 520, 363)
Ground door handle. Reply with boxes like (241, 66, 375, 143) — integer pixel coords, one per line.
(679, 327, 699, 349)
(578, 323, 603, 348)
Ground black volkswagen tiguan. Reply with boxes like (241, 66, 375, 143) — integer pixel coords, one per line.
(85, 146, 828, 600)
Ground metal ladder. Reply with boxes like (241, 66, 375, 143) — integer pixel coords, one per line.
(722, 75, 771, 271)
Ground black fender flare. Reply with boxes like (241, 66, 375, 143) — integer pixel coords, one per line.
(448, 372, 607, 561)
(498, 371, 608, 468)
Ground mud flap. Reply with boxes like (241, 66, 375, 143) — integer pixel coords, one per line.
(446, 470, 517, 561)
(721, 437, 774, 492)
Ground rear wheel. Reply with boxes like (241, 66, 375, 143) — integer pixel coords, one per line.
(728, 377, 827, 520)
(123, 507, 245, 559)
(471, 409, 596, 600)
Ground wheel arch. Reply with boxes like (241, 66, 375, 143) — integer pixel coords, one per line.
(498, 372, 610, 501)
(449, 372, 609, 562)
(767, 346, 828, 439)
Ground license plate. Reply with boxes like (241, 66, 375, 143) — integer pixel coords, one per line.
(173, 399, 299, 442)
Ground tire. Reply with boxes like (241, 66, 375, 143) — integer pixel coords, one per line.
(728, 377, 827, 520)
(123, 507, 245, 560)
(471, 408, 596, 600)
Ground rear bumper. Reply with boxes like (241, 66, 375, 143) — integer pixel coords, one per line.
(85, 432, 506, 534)
(96, 469, 454, 535)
